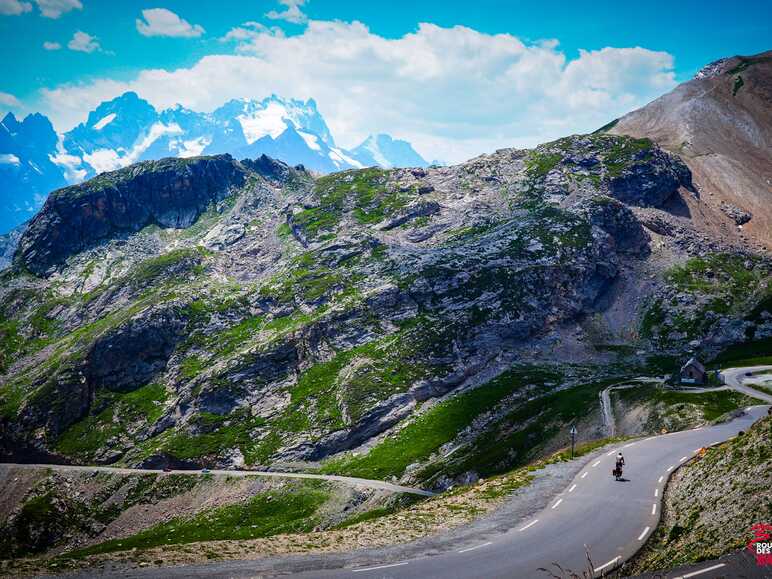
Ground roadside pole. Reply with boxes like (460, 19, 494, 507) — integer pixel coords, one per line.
(570, 424, 577, 459)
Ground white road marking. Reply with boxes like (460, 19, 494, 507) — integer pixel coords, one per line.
(673, 563, 726, 578)
(607, 450, 615, 456)
(644, 436, 655, 441)
(519, 519, 538, 531)
(637, 526, 651, 540)
(623, 443, 635, 448)
(711, 441, 721, 446)
(654, 488, 658, 497)
(552, 498, 563, 509)
(667, 465, 674, 472)
(592, 460, 601, 467)
(568, 484, 577, 493)
(353, 562, 408, 573)
(594, 556, 621, 573)
(679, 456, 688, 462)
(651, 503, 657, 515)
(658, 476, 664, 483)
(458, 541, 492, 554)
(581, 471, 588, 479)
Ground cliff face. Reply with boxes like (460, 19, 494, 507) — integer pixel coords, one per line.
(609, 50, 772, 249)
(0, 124, 768, 487)
(17, 155, 249, 275)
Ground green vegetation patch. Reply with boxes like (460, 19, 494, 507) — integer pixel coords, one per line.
(524, 151, 563, 179)
(294, 168, 394, 237)
(732, 75, 744, 96)
(599, 135, 654, 177)
(68, 481, 329, 557)
(712, 336, 772, 368)
(158, 409, 267, 462)
(725, 55, 772, 75)
(643, 254, 771, 348)
(322, 365, 563, 480)
(443, 376, 624, 479)
(56, 383, 169, 457)
(613, 383, 762, 423)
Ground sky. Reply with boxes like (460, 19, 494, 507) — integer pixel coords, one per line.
(1, 0, 770, 163)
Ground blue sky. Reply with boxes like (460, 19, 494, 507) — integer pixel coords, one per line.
(2, 0, 770, 161)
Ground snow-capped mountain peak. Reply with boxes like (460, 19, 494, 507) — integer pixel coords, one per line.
(350, 133, 428, 169)
(0, 92, 428, 233)
(214, 95, 335, 148)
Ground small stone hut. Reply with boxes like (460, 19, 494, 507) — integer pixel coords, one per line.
(680, 357, 706, 384)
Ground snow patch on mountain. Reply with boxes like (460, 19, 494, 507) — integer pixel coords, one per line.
(83, 122, 183, 173)
(350, 134, 428, 169)
(329, 147, 363, 168)
(298, 130, 321, 151)
(237, 103, 289, 143)
(92, 113, 117, 131)
(174, 135, 212, 158)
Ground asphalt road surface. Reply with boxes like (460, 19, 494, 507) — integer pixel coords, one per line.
(282, 405, 769, 578)
(41, 366, 772, 579)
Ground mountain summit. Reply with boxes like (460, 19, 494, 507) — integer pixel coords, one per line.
(350, 134, 429, 169)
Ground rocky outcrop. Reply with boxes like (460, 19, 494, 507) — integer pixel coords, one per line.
(719, 202, 752, 225)
(606, 147, 693, 207)
(16, 155, 249, 275)
(573, 196, 651, 256)
(85, 306, 187, 392)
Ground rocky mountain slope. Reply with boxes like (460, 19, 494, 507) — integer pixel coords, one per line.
(0, 93, 427, 234)
(608, 50, 772, 249)
(1, 117, 769, 489)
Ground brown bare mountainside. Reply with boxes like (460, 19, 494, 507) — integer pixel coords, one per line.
(609, 50, 772, 249)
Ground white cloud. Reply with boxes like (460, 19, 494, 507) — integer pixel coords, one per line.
(0, 153, 21, 165)
(67, 30, 100, 53)
(39, 20, 676, 163)
(0, 91, 22, 108)
(220, 21, 282, 43)
(35, 0, 82, 18)
(43, 40, 61, 50)
(266, 0, 307, 24)
(136, 8, 205, 38)
(0, 0, 32, 15)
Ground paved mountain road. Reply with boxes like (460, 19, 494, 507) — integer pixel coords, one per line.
(719, 365, 772, 403)
(43, 367, 772, 579)
(283, 406, 769, 578)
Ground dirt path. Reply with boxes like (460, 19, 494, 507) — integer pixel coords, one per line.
(0, 463, 435, 497)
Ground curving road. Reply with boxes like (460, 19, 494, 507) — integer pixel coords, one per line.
(1, 464, 435, 497)
(283, 406, 769, 578)
(43, 367, 772, 579)
(719, 365, 772, 403)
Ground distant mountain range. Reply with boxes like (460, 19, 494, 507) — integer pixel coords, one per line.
(0, 92, 427, 233)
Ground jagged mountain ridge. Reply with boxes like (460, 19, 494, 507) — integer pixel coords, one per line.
(0, 93, 428, 234)
(0, 113, 67, 233)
